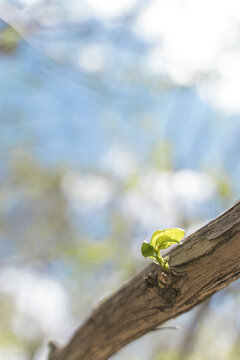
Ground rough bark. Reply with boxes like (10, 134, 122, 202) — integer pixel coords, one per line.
(49, 200, 240, 360)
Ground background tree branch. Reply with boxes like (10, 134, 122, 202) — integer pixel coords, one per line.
(49, 200, 240, 360)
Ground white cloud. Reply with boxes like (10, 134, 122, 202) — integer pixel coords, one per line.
(101, 146, 138, 179)
(136, 0, 238, 73)
(120, 169, 216, 228)
(172, 169, 216, 202)
(135, 0, 240, 112)
(86, 0, 137, 19)
(61, 171, 114, 211)
(18, 0, 41, 6)
(199, 51, 240, 113)
(0, 267, 70, 337)
(76, 44, 106, 74)
(121, 171, 178, 228)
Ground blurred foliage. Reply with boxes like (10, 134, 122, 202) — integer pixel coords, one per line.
(0, 25, 20, 55)
(151, 141, 173, 171)
(215, 174, 233, 204)
(1, 152, 72, 260)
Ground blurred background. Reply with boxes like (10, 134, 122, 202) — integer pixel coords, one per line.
(0, 0, 240, 359)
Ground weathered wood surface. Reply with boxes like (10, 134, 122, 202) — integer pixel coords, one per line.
(50, 200, 240, 360)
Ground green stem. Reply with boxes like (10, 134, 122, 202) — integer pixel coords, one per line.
(154, 254, 169, 273)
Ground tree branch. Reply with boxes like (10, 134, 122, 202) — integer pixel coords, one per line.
(49, 200, 240, 360)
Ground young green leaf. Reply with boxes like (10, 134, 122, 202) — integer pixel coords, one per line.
(141, 241, 156, 258)
(150, 228, 185, 250)
(141, 227, 185, 274)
